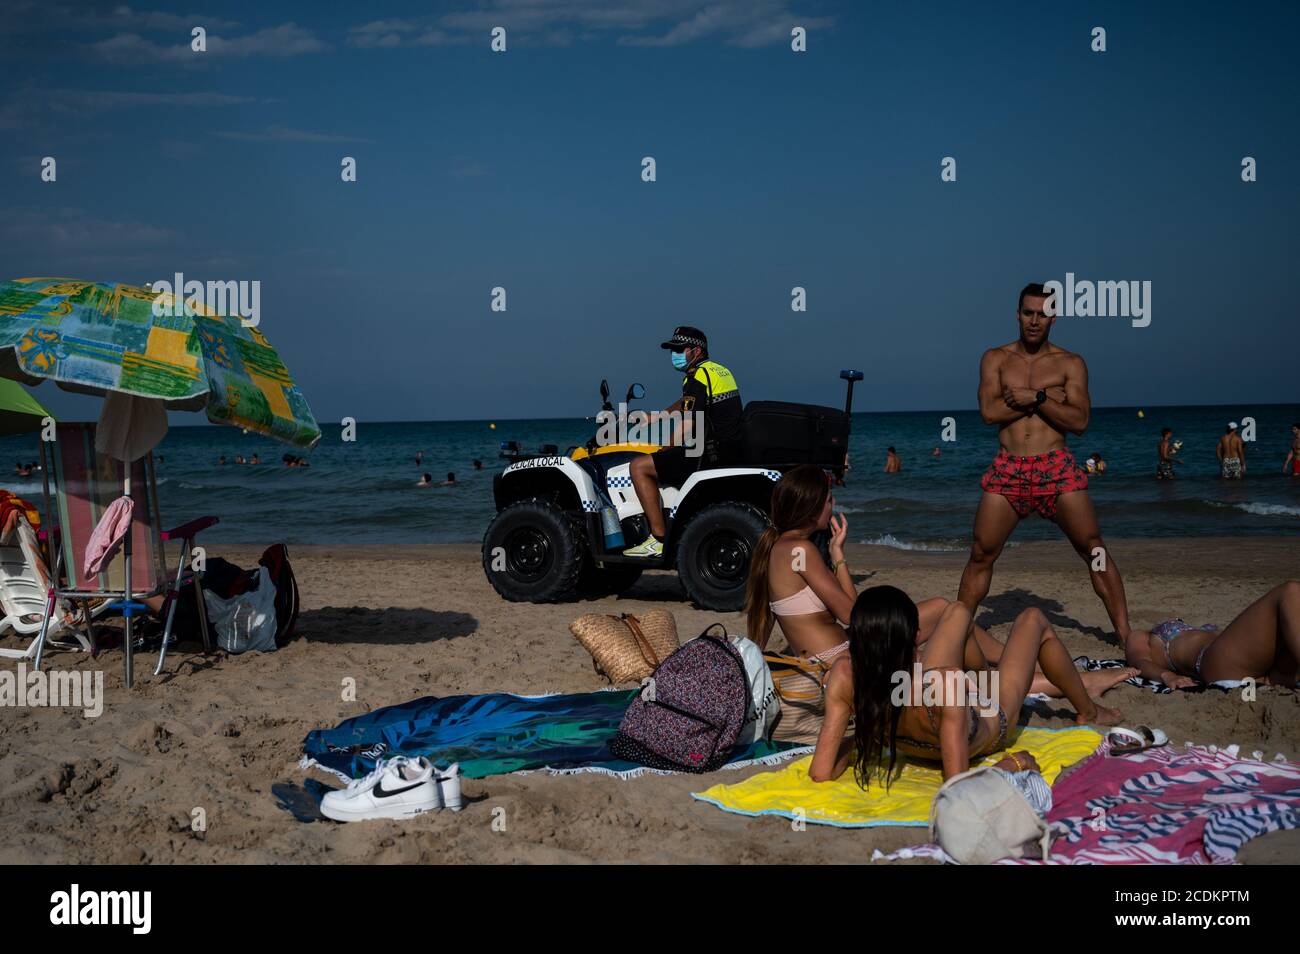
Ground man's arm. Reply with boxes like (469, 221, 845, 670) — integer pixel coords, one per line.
(1032, 354, 1090, 434)
(977, 349, 1025, 425)
(651, 397, 686, 446)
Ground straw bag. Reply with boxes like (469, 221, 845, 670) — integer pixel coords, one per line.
(569, 610, 679, 684)
(763, 651, 843, 745)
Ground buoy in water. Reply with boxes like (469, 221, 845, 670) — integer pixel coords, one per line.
(1137, 410, 1144, 418)
(490, 422, 496, 430)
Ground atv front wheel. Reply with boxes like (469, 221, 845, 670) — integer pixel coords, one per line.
(483, 499, 585, 603)
(675, 501, 767, 611)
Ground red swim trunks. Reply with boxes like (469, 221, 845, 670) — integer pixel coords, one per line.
(980, 449, 1088, 519)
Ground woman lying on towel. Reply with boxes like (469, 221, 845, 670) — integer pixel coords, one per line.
(1125, 581, 1300, 689)
(809, 588, 1123, 785)
(744, 465, 1136, 693)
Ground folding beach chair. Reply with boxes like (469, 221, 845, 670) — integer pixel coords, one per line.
(30, 423, 218, 687)
(0, 512, 88, 657)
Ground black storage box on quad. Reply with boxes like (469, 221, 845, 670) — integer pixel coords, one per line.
(739, 401, 850, 470)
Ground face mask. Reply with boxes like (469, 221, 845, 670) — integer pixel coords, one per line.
(671, 351, 689, 371)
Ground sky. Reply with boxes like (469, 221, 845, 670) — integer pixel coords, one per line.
(1, 0, 1296, 426)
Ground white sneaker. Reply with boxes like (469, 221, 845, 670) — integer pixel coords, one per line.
(622, 535, 663, 558)
(320, 756, 441, 822)
(435, 763, 463, 811)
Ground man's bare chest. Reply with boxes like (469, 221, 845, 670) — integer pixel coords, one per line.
(998, 355, 1068, 390)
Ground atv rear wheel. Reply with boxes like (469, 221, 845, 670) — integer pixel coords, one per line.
(482, 499, 585, 603)
(675, 501, 767, 611)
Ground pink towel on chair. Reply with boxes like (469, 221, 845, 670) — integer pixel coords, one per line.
(84, 495, 135, 578)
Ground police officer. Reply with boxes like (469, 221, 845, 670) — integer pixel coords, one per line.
(623, 326, 742, 558)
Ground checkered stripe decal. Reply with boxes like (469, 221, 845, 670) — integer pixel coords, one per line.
(763, 470, 781, 481)
(606, 475, 633, 488)
(581, 500, 601, 512)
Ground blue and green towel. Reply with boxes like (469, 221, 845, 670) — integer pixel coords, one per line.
(300, 689, 811, 782)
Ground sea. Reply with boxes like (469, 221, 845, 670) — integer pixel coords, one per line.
(2, 404, 1297, 550)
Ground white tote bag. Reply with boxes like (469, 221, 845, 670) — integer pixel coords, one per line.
(203, 566, 279, 654)
(729, 634, 778, 745)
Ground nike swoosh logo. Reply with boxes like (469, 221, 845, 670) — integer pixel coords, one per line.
(374, 779, 427, 799)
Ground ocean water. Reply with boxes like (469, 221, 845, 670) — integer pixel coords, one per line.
(1, 404, 1297, 548)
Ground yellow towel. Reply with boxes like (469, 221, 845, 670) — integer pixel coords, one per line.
(693, 726, 1103, 827)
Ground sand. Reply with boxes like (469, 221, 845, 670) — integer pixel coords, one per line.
(1, 537, 1298, 864)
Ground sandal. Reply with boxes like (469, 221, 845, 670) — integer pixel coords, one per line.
(1106, 724, 1169, 756)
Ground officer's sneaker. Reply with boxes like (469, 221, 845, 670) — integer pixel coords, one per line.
(622, 535, 664, 558)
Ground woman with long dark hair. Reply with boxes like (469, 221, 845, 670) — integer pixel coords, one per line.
(809, 588, 1122, 785)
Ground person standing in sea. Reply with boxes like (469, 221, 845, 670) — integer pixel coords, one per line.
(1217, 423, 1246, 479)
(957, 282, 1131, 640)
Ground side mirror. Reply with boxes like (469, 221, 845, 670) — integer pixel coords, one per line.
(626, 382, 645, 401)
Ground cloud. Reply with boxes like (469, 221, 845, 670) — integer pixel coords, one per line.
(0, 207, 177, 250)
(215, 125, 369, 144)
(90, 22, 327, 63)
(48, 89, 254, 111)
(0, 3, 240, 35)
(346, 1, 833, 49)
(0, 85, 253, 132)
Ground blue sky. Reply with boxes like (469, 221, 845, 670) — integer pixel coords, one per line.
(1, 0, 1296, 425)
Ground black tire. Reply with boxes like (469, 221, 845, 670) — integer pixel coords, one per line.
(577, 561, 644, 598)
(483, 499, 585, 603)
(675, 501, 768, 611)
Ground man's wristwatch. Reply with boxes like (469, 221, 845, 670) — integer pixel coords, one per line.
(1034, 389, 1047, 406)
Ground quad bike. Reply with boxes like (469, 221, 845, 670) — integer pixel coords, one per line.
(482, 369, 864, 611)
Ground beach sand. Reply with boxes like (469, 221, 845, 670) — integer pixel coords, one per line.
(2, 537, 1297, 865)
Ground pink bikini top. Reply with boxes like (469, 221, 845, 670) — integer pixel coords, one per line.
(769, 585, 827, 617)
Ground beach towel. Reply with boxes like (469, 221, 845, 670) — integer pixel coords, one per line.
(1072, 656, 1246, 693)
(83, 495, 133, 578)
(0, 491, 40, 533)
(691, 725, 1103, 828)
(877, 742, 1300, 863)
(300, 689, 812, 782)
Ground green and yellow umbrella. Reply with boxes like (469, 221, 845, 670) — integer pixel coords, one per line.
(0, 377, 54, 437)
(0, 277, 319, 448)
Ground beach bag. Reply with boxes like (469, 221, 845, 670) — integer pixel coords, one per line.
(609, 624, 749, 773)
(731, 636, 778, 745)
(764, 652, 832, 745)
(930, 766, 1053, 865)
(258, 544, 300, 647)
(569, 610, 679, 684)
(204, 567, 279, 654)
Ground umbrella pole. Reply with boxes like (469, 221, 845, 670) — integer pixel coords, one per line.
(123, 468, 133, 689)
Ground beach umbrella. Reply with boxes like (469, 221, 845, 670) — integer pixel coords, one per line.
(0, 277, 320, 448)
(0, 277, 320, 684)
(0, 377, 54, 436)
